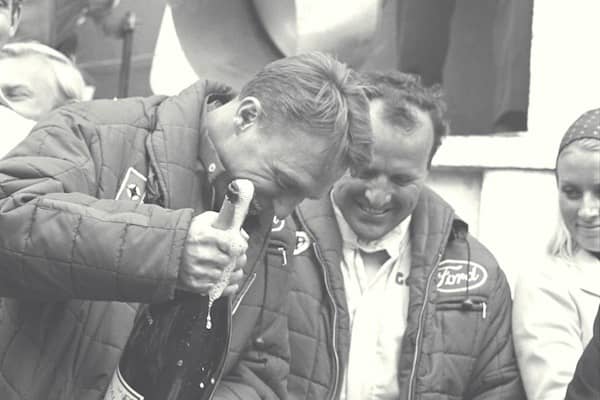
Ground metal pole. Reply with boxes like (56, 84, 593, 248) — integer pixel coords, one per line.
(118, 11, 136, 98)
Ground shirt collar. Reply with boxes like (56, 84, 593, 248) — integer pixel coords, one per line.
(330, 190, 411, 259)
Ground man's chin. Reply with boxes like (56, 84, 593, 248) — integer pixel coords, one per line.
(350, 221, 388, 242)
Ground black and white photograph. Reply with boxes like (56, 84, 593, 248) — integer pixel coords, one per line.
(0, 1, 598, 399)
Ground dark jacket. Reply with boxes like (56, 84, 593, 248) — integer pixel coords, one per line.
(0, 81, 292, 400)
(565, 304, 600, 400)
(285, 187, 525, 399)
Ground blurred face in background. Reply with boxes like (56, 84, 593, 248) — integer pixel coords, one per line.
(557, 141, 600, 253)
(0, 54, 67, 120)
(0, 0, 20, 46)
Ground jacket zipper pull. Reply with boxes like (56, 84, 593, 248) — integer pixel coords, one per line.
(481, 302, 487, 319)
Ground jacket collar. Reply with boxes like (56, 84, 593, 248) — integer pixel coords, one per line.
(408, 187, 456, 276)
(331, 189, 411, 258)
(296, 186, 457, 279)
(146, 80, 235, 210)
(297, 194, 344, 273)
(572, 249, 600, 298)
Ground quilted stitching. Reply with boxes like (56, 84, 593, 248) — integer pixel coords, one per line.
(0, 91, 193, 399)
(0, 81, 292, 400)
(289, 188, 523, 399)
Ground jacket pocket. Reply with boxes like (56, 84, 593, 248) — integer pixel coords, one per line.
(431, 295, 488, 393)
(264, 244, 291, 308)
(435, 295, 488, 319)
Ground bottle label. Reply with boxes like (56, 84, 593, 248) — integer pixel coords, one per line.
(104, 365, 144, 400)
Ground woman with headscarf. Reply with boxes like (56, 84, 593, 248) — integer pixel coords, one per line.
(513, 108, 600, 400)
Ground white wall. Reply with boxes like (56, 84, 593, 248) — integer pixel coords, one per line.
(430, 0, 600, 289)
(427, 168, 482, 237)
(477, 170, 557, 289)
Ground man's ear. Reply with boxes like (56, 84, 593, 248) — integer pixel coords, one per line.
(234, 96, 262, 132)
(8, 6, 21, 37)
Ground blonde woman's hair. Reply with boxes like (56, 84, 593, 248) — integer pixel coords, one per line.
(0, 41, 85, 104)
(547, 214, 576, 260)
(548, 137, 600, 259)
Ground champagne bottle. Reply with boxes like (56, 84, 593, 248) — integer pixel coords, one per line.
(104, 180, 255, 400)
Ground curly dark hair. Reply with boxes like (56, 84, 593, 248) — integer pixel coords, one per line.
(361, 71, 450, 166)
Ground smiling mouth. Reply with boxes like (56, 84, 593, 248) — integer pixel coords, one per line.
(357, 203, 390, 216)
(578, 224, 600, 229)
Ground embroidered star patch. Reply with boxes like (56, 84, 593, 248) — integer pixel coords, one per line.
(116, 167, 147, 204)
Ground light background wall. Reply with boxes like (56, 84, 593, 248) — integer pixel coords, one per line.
(428, 0, 600, 289)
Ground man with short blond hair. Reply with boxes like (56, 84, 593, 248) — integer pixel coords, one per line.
(0, 51, 372, 400)
(0, 41, 86, 120)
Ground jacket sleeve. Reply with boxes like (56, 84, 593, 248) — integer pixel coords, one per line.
(565, 305, 600, 400)
(467, 267, 526, 399)
(512, 266, 582, 400)
(0, 108, 192, 303)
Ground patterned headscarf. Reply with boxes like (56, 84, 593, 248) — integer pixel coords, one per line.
(557, 108, 600, 161)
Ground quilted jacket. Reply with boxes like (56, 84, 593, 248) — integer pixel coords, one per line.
(285, 187, 525, 400)
(0, 81, 294, 400)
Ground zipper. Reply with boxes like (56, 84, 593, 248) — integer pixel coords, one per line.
(408, 212, 460, 400)
(479, 301, 487, 319)
(313, 242, 341, 400)
(277, 247, 287, 267)
(297, 211, 340, 400)
(232, 272, 257, 315)
(407, 250, 443, 400)
(435, 297, 488, 320)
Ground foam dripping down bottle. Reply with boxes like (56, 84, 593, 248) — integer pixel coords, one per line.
(104, 179, 254, 400)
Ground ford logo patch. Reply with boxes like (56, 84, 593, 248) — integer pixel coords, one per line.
(436, 259, 488, 293)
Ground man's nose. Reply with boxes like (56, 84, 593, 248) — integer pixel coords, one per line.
(578, 192, 600, 219)
(364, 183, 391, 209)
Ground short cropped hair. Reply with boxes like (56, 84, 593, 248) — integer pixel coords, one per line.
(239, 51, 373, 173)
(361, 71, 449, 166)
(0, 41, 85, 104)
